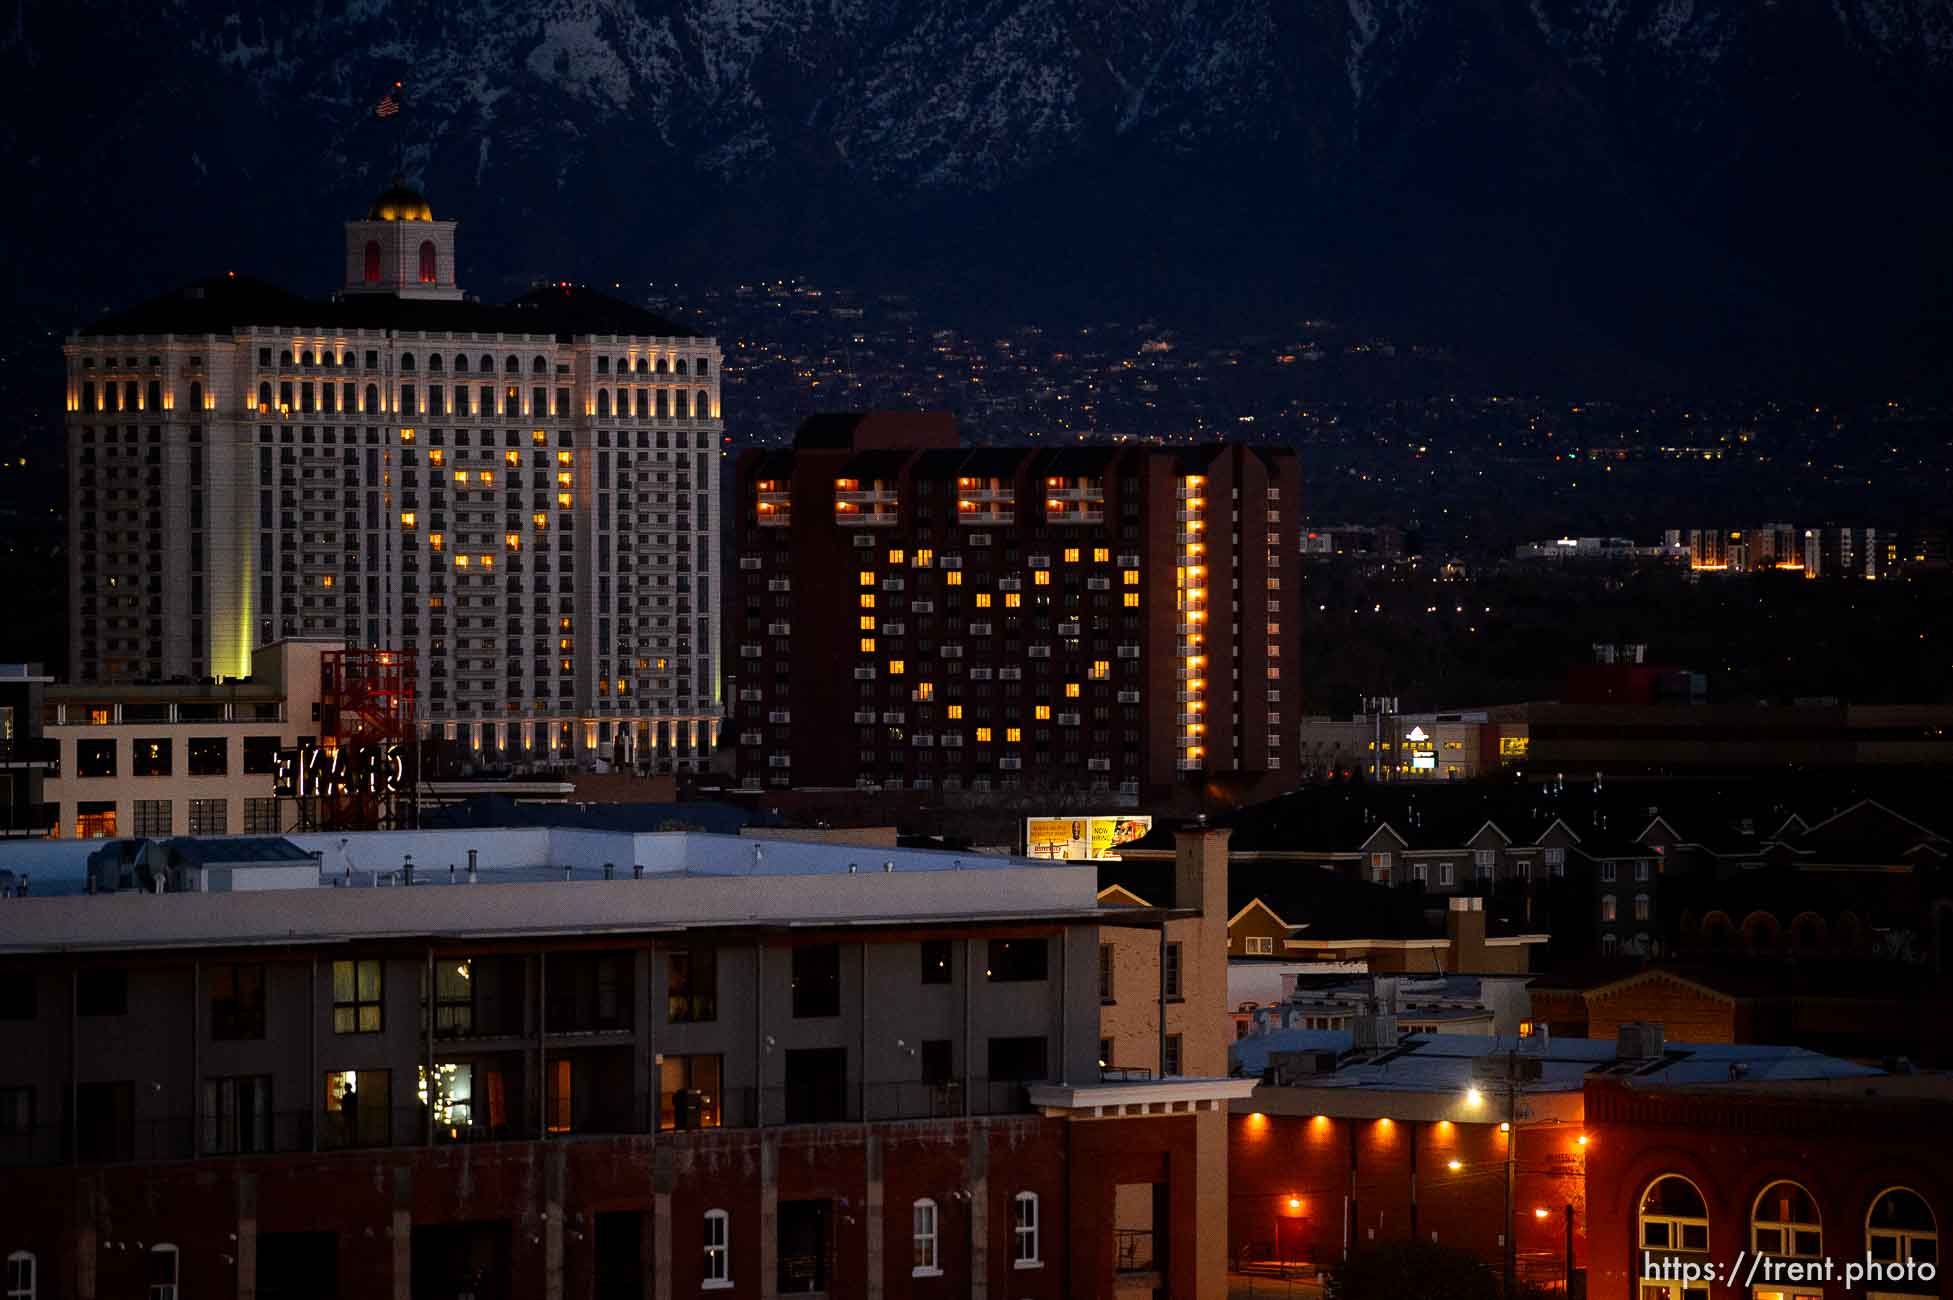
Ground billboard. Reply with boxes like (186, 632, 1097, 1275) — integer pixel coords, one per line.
(1024, 815, 1154, 861)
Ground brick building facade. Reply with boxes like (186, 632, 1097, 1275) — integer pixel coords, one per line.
(731, 415, 1301, 802)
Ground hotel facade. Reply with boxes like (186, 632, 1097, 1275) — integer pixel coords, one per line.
(62, 185, 721, 770)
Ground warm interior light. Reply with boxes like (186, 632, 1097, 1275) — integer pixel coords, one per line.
(1447, 1160, 1463, 1172)
(1534, 1208, 1550, 1220)
(1466, 1087, 1483, 1105)
(1288, 1197, 1302, 1211)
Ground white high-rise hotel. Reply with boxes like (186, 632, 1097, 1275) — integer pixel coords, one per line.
(61, 184, 722, 769)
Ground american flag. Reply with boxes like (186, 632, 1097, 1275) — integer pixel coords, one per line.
(374, 85, 402, 118)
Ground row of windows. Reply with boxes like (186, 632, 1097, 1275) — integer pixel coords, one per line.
(1638, 1174, 1936, 1270)
(5, 1246, 174, 1300)
(65, 735, 280, 779)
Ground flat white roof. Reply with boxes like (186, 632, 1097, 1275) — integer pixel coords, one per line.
(0, 828, 1111, 953)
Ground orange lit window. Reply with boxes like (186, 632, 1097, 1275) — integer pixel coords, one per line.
(946, 705, 963, 720)
(859, 571, 875, 587)
(1123, 569, 1140, 585)
(505, 534, 521, 550)
(453, 470, 468, 485)
(556, 493, 572, 509)
(1006, 727, 1022, 743)
(1004, 592, 1022, 608)
(532, 513, 548, 529)
(399, 429, 416, 443)
(428, 449, 446, 466)
(860, 615, 876, 631)
(1035, 705, 1051, 720)
(557, 450, 573, 465)
(945, 570, 963, 586)
(505, 450, 520, 466)
(1093, 547, 1110, 563)
(887, 660, 905, 675)
(860, 594, 876, 609)
(1065, 682, 1081, 698)
(914, 549, 933, 567)
(1124, 593, 1140, 608)
(887, 549, 905, 565)
(321, 575, 335, 588)
(400, 512, 417, 528)
(454, 555, 470, 568)
(916, 682, 935, 701)
(429, 533, 445, 550)
(860, 638, 877, 653)
(975, 727, 992, 743)
(478, 471, 494, 485)
(556, 472, 573, 487)
(1033, 571, 1050, 586)
(1063, 548, 1080, 563)
(1091, 660, 1111, 679)
(975, 592, 991, 608)
(532, 430, 547, 445)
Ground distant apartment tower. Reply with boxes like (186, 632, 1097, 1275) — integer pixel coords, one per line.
(731, 414, 1301, 802)
(61, 184, 722, 767)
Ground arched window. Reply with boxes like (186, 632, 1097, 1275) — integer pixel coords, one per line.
(453, 353, 469, 373)
(428, 354, 443, 372)
(635, 357, 649, 374)
(533, 355, 548, 374)
(5, 1251, 35, 1300)
(675, 358, 688, 375)
(1640, 1175, 1709, 1256)
(363, 240, 382, 284)
(657, 357, 669, 374)
(301, 350, 314, 366)
(400, 353, 416, 372)
(695, 392, 709, 419)
(478, 354, 493, 373)
(148, 1243, 179, 1300)
(279, 350, 292, 367)
(505, 355, 520, 375)
(1753, 1181, 1820, 1259)
(1600, 934, 1618, 956)
(913, 1198, 940, 1276)
(258, 382, 273, 412)
(1012, 1192, 1040, 1266)
(418, 239, 437, 284)
(616, 358, 629, 377)
(596, 389, 610, 418)
(364, 384, 380, 415)
(1633, 893, 1650, 921)
(1868, 1188, 1937, 1268)
(702, 1209, 729, 1287)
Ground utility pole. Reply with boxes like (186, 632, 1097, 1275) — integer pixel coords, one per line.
(1504, 1061, 1517, 1297)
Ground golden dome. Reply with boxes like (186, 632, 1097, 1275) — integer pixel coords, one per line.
(368, 182, 433, 222)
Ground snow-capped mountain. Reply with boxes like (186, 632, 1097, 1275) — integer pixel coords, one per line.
(6, 0, 1950, 383)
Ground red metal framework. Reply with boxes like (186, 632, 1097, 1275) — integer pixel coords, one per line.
(313, 648, 417, 830)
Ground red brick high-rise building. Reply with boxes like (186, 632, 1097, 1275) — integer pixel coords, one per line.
(731, 415, 1301, 803)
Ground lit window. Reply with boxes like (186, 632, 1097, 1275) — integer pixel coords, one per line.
(1005, 592, 1022, 608)
(454, 555, 470, 568)
(532, 513, 548, 529)
(947, 705, 963, 720)
(1064, 682, 1081, 698)
(428, 449, 445, 466)
(860, 638, 877, 653)
(860, 594, 876, 609)
(1090, 660, 1110, 679)
(976, 727, 993, 743)
(1033, 571, 1050, 586)
(975, 592, 991, 607)
(556, 471, 573, 487)
(1093, 547, 1110, 563)
(556, 493, 572, 509)
(429, 533, 444, 550)
(888, 660, 905, 675)
(703, 1209, 730, 1287)
(1123, 569, 1140, 585)
(860, 571, 875, 587)
(1063, 548, 1080, 563)
(945, 570, 963, 586)
(915, 682, 934, 701)
(453, 470, 467, 485)
(860, 616, 876, 631)
(556, 450, 573, 465)
(1006, 727, 1022, 743)
(1035, 705, 1051, 720)
(400, 512, 416, 528)
(914, 549, 934, 567)
(1123, 593, 1140, 608)
(887, 549, 905, 565)
(505, 534, 520, 550)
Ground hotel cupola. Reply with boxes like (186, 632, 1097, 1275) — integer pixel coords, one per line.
(342, 180, 463, 301)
